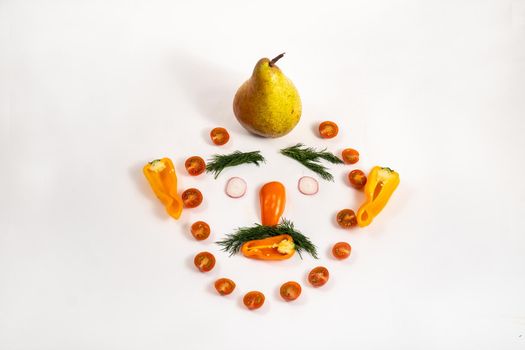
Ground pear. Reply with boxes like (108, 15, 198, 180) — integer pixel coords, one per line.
(233, 53, 301, 138)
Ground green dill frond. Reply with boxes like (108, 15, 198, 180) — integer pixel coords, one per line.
(216, 218, 318, 259)
(279, 143, 343, 181)
(206, 150, 265, 179)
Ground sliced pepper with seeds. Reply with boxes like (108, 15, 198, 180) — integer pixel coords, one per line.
(241, 234, 295, 260)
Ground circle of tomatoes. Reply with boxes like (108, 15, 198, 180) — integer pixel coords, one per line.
(342, 148, 359, 164)
(336, 209, 357, 228)
(182, 188, 203, 208)
(214, 278, 236, 295)
(308, 266, 329, 287)
(194, 251, 215, 272)
(332, 242, 352, 260)
(348, 169, 367, 189)
(190, 221, 210, 240)
(319, 121, 339, 139)
(184, 156, 206, 176)
(210, 127, 230, 146)
(280, 281, 302, 301)
(243, 291, 265, 310)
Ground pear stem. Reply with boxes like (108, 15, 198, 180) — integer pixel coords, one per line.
(269, 52, 285, 67)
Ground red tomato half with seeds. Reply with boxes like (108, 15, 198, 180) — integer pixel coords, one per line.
(348, 169, 367, 190)
(280, 281, 302, 301)
(214, 278, 236, 295)
(185, 156, 206, 176)
(243, 291, 265, 310)
(194, 252, 215, 272)
(308, 266, 329, 287)
(210, 127, 230, 146)
(342, 148, 359, 164)
(182, 188, 203, 208)
(190, 221, 210, 240)
(336, 209, 357, 228)
(319, 121, 339, 139)
(332, 242, 351, 260)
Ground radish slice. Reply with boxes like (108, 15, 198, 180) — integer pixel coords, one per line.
(298, 176, 319, 195)
(225, 177, 247, 198)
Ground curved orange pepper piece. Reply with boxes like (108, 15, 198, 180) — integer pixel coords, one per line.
(241, 234, 295, 260)
(143, 158, 183, 219)
(260, 181, 286, 226)
(357, 166, 400, 227)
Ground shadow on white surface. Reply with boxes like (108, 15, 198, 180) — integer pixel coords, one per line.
(171, 50, 247, 135)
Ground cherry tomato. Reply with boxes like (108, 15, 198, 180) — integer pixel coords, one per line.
(308, 266, 329, 287)
(210, 127, 230, 146)
(190, 221, 210, 240)
(182, 188, 203, 208)
(214, 278, 236, 295)
(319, 121, 339, 139)
(348, 169, 367, 189)
(332, 242, 352, 260)
(184, 156, 206, 176)
(280, 281, 302, 301)
(336, 209, 357, 228)
(342, 148, 359, 164)
(243, 291, 265, 310)
(194, 251, 215, 272)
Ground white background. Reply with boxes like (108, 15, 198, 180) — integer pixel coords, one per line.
(1, 0, 525, 349)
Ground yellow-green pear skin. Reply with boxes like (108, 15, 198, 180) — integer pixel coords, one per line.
(233, 54, 301, 138)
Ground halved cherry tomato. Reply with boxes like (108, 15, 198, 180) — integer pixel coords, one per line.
(336, 209, 357, 228)
(190, 221, 210, 240)
(243, 291, 265, 310)
(182, 188, 203, 208)
(308, 266, 329, 287)
(194, 251, 215, 272)
(319, 121, 339, 139)
(214, 278, 236, 295)
(280, 281, 302, 301)
(332, 242, 351, 260)
(348, 169, 367, 189)
(342, 148, 359, 164)
(210, 127, 230, 146)
(184, 156, 206, 176)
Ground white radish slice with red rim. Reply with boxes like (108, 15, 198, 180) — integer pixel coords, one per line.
(298, 176, 319, 195)
(225, 177, 247, 198)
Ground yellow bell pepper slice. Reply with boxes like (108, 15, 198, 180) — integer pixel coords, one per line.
(357, 166, 400, 227)
(143, 158, 183, 219)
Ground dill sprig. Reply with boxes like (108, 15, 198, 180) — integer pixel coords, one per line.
(279, 143, 343, 181)
(206, 150, 265, 179)
(216, 219, 318, 259)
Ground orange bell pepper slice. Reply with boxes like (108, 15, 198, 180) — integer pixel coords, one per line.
(357, 166, 400, 227)
(241, 234, 295, 260)
(143, 158, 183, 219)
(260, 181, 286, 226)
